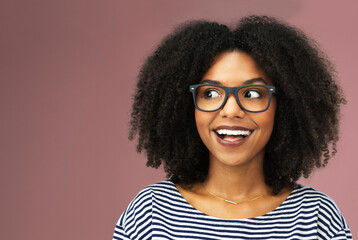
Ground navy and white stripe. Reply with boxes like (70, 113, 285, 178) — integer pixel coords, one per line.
(113, 179, 352, 239)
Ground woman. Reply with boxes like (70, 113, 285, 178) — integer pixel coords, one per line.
(113, 16, 352, 239)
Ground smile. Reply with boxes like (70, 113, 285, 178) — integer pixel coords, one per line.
(214, 126, 253, 146)
(215, 129, 252, 139)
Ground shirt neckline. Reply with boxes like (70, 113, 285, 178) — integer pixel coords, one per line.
(167, 179, 301, 221)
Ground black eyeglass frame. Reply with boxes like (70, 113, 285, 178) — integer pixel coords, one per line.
(189, 84, 278, 113)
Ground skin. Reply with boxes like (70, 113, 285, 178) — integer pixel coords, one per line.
(177, 50, 292, 219)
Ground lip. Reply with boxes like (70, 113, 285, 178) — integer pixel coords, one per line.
(215, 125, 253, 131)
(213, 125, 253, 147)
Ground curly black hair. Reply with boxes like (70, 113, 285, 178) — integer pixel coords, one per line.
(128, 15, 346, 194)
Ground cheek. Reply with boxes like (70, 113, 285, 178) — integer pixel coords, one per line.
(260, 99, 277, 135)
(195, 110, 206, 135)
(249, 98, 277, 146)
(195, 110, 214, 140)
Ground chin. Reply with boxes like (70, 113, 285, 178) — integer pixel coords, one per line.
(211, 155, 250, 167)
(209, 150, 265, 169)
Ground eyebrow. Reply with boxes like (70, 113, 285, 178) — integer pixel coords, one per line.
(202, 78, 268, 85)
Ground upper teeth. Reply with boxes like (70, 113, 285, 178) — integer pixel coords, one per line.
(216, 129, 251, 136)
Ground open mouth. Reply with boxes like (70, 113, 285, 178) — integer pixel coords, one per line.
(215, 129, 253, 141)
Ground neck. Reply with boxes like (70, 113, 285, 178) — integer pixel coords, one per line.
(204, 153, 270, 198)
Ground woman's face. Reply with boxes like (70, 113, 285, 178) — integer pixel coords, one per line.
(195, 50, 277, 168)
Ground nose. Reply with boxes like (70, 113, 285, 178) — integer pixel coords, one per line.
(219, 94, 246, 118)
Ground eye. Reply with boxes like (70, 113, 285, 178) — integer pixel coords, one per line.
(203, 89, 221, 99)
(243, 89, 261, 98)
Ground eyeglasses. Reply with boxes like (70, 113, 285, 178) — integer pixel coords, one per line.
(189, 84, 278, 113)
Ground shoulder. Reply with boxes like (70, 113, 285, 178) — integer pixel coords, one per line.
(291, 184, 343, 213)
(290, 184, 352, 239)
(119, 179, 175, 222)
(113, 179, 175, 240)
(291, 184, 344, 219)
(125, 179, 175, 210)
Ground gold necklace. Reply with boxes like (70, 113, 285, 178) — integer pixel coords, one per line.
(202, 184, 266, 205)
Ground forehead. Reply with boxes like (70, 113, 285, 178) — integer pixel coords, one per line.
(201, 50, 272, 86)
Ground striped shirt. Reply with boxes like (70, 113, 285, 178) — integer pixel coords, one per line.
(113, 179, 352, 239)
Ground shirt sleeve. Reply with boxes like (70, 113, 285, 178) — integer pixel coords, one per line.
(331, 228, 353, 240)
(112, 221, 131, 240)
(316, 194, 353, 240)
(330, 214, 353, 240)
(112, 187, 153, 240)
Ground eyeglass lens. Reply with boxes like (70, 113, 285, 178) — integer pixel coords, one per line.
(195, 85, 270, 112)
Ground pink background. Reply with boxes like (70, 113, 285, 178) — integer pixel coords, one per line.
(1, 0, 357, 239)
